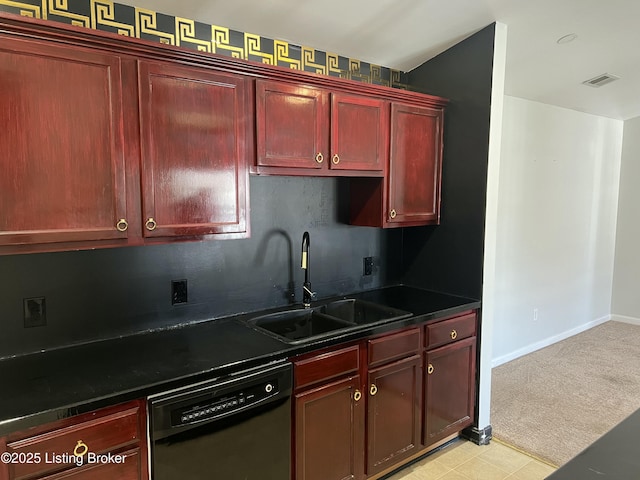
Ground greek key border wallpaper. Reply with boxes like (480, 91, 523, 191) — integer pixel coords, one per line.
(0, 0, 409, 87)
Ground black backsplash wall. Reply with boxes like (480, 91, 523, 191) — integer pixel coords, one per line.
(401, 24, 496, 300)
(0, 176, 403, 359)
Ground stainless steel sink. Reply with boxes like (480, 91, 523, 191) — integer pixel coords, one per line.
(245, 299, 413, 344)
(322, 298, 412, 325)
(246, 308, 354, 344)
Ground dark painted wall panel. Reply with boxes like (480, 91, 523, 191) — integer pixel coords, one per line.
(402, 24, 495, 300)
(0, 176, 402, 358)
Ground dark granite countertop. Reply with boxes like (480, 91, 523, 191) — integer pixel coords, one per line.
(0, 284, 480, 436)
(546, 407, 640, 479)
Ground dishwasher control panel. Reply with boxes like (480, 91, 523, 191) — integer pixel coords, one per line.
(149, 361, 292, 441)
(171, 379, 280, 426)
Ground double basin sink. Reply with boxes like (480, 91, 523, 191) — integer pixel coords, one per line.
(244, 298, 412, 344)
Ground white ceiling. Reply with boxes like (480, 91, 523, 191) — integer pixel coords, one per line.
(120, 0, 640, 120)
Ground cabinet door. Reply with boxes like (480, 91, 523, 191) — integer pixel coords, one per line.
(387, 103, 443, 226)
(295, 376, 364, 480)
(256, 80, 329, 169)
(0, 37, 127, 247)
(366, 355, 421, 476)
(138, 61, 250, 238)
(424, 336, 476, 447)
(330, 94, 387, 172)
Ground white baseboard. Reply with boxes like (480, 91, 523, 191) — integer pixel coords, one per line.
(491, 314, 611, 368)
(611, 314, 640, 325)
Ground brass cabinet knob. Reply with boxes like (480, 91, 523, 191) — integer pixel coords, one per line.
(451, 329, 458, 340)
(370, 384, 378, 396)
(354, 390, 362, 402)
(389, 209, 397, 219)
(115, 218, 128, 232)
(332, 154, 340, 165)
(315, 152, 324, 164)
(145, 217, 157, 231)
(428, 363, 434, 375)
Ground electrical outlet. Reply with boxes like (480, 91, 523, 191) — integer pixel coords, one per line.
(24, 297, 47, 328)
(172, 280, 188, 305)
(363, 257, 373, 276)
(533, 308, 538, 322)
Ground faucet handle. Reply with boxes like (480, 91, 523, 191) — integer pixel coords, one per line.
(303, 285, 317, 299)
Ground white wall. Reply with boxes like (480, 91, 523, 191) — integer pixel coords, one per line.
(612, 116, 640, 323)
(477, 21, 507, 431)
(491, 97, 623, 366)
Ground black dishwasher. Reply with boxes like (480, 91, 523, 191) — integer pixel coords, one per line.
(149, 361, 292, 480)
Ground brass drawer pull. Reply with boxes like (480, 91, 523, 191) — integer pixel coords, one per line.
(116, 218, 128, 232)
(315, 152, 324, 164)
(332, 154, 340, 165)
(145, 217, 157, 231)
(354, 390, 362, 402)
(370, 384, 378, 396)
(389, 209, 397, 219)
(451, 329, 458, 340)
(428, 363, 434, 375)
(73, 440, 89, 456)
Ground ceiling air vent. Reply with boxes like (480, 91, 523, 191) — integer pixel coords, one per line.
(582, 73, 620, 88)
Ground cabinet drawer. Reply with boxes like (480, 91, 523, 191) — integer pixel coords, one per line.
(425, 312, 476, 350)
(41, 447, 141, 480)
(7, 404, 141, 480)
(368, 328, 420, 368)
(295, 344, 360, 390)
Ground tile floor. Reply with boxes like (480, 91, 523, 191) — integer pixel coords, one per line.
(384, 439, 557, 480)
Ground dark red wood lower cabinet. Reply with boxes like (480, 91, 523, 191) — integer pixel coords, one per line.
(366, 356, 421, 476)
(1, 437, 7, 480)
(2, 400, 147, 480)
(292, 319, 478, 480)
(39, 448, 141, 480)
(295, 376, 364, 480)
(424, 337, 477, 447)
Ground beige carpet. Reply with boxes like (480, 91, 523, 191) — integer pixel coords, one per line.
(491, 321, 640, 467)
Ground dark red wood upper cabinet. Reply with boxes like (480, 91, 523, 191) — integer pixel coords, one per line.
(349, 102, 444, 228)
(255, 80, 387, 176)
(424, 336, 476, 447)
(0, 15, 450, 254)
(387, 103, 444, 227)
(366, 355, 421, 476)
(0, 36, 127, 247)
(138, 61, 251, 238)
(256, 79, 328, 170)
(330, 94, 388, 172)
